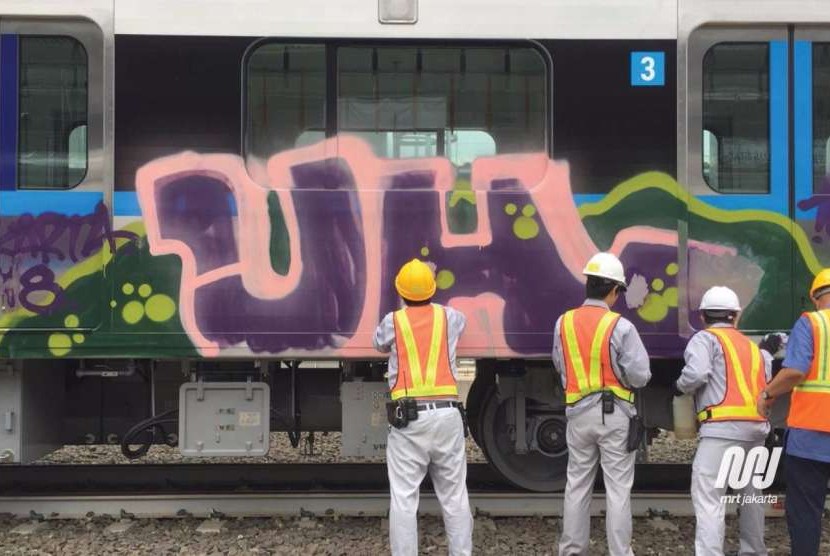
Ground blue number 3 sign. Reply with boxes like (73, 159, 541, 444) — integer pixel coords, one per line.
(630, 51, 665, 87)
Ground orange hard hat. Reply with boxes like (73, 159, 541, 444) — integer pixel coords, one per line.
(394, 259, 436, 302)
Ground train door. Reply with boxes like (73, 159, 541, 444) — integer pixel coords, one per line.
(683, 26, 799, 336)
(0, 16, 110, 336)
(792, 28, 830, 311)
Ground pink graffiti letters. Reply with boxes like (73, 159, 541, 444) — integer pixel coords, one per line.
(137, 137, 715, 357)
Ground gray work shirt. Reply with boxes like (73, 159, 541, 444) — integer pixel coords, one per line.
(552, 299, 652, 418)
(675, 323, 772, 442)
(373, 304, 466, 394)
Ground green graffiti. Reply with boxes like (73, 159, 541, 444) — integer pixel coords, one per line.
(122, 300, 145, 325)
(436, 269, 456, 290)
(638, 293, 670, 323)
(580, 172, 815, 329)
(47, 333, 72, 357)
(145, 294, 176, 323)
(268, 190, 291, 276)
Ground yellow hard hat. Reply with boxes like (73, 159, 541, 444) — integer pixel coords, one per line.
(811, 268, 830, 299)
(395, 259, 436, 302)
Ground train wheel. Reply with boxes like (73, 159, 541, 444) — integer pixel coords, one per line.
(478, 383, 568, 492)
(464, 368, 494, 445)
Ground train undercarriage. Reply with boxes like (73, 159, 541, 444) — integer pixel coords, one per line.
(0, 357, 692, 492)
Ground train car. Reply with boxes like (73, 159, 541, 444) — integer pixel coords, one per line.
(0, 0, 826, 491)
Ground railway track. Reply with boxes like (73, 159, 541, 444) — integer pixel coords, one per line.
(0, 463, 786, 519)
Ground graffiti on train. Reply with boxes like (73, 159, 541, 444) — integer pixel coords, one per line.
(133, 137, 760, 357)
(0, 202, 138, 314)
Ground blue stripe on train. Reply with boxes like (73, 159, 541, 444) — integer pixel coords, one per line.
(794, 40, 814, 219)
(0, 34, 19, 191)
(0, 191, 104, 216)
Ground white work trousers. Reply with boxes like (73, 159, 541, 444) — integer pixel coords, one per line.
(386, 406, 473, 556)
(559, 405, 635, 556)
(691, 437, 767, 556)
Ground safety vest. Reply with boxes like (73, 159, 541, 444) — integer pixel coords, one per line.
(391, 304, 458, 400)
(560, 306, 633, 405)
(696, 327, 766, 423)
(789, 309, 830, 432)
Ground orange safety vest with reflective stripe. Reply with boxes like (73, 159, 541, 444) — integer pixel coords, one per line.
(560, 306, 633, 405)
(390, 304, 458, 401)
(696, 327, 766, 423)
(789, 310, 830, 432)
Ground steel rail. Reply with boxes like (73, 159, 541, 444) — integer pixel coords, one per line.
(0, 463, 701, 495)
(0, 492, 726, 519)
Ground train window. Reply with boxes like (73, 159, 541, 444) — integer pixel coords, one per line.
(702, 43, 770, 193)
(18, 36, 88, 189)
(337, 46, 546, 166)
(245, 43, 326, 169)
(813, 44, 830, 190)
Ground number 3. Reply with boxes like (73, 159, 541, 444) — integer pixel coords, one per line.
(640, 56, 656, 82)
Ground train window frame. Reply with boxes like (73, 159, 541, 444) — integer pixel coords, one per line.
(0, 19, 104, 192)
(18, 34, 89, 189)
(241, 39, 553, 183)
(684, 26, 787, 199)
(701, 41, 771, 194)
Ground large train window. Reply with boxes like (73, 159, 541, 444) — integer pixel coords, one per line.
(245, 43, 326, 170)
(336, 46, 546, 166)
(702, 43, 770, 193)
(685, 26, 787, 206)
(812, 44, 830, 190)
(0, 19, 104, 192)
(17, 36, 88, 188)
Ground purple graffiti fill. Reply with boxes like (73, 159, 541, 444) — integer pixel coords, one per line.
(156, 174, 239, 275)
(190, 158, 367, 352)
(798, 175, 830, 242)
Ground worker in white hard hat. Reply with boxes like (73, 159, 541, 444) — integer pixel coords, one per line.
(673, 286, 776, 555)
(373, 258, 472, 556)
(553, 252, 651, 556)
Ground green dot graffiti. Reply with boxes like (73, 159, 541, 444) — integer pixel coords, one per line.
(637, 263, 681, 323)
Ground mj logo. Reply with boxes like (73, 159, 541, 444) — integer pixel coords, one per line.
(715, 446, 782, 491)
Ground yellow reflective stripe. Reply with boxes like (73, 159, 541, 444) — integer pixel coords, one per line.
(607, 385, 634, 403)
(424, 305, 444, 389)
(698, 405, 761, 421)
(709, 329, 755, 411)
(749, 343, 761, 399)
(589, 312, 618, 390)
(816, 311, 830, 382)
(565, 392, 583, 403)
(798, 311, 830, 391)
(565, 387, 633, 405)
(394, 309, 424, 390)
(412, 384, 458, 397)
(562, 311, 589, 392)
(795, 382, 830, 392)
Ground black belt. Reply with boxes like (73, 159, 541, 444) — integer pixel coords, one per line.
(416, 401, 461, 411)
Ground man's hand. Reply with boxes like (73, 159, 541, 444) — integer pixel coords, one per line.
(756, 391, 773, 417)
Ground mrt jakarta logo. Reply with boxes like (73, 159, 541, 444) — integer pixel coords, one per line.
(716, 446, 781, 505)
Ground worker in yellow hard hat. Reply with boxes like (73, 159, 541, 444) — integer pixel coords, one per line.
(373, 258, 472, 556)
(758, 271, 830, 555)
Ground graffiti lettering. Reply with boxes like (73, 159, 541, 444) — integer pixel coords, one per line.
(136, 139, 754, 357)
(0, 202, 138, 314)
(798, 176, 830, 243)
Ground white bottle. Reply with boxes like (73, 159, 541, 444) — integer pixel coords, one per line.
(672, 394, 697, 440)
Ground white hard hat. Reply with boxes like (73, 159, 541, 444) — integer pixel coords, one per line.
(582, 252, 626, 286)
(699, 286, 741, 312)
